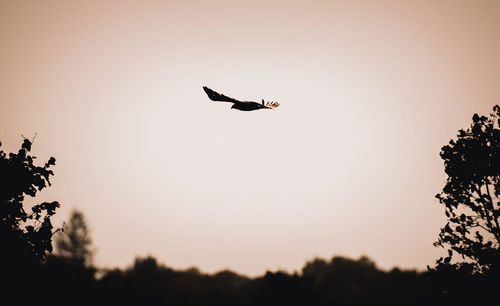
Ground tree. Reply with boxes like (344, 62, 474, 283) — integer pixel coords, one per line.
(434, 105, 500, 274)
(0, 138, 60, 271)
(55, 209, 94, 266)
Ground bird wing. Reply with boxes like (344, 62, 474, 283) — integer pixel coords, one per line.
(203, 86, 243, 104)
(263, 101, 280, 109)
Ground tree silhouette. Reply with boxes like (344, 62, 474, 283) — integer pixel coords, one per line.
(434, 105, 500, 274)
(55, 209, 94, 266)
(0, 138, 60, 270)
(43, 210, 95, 306)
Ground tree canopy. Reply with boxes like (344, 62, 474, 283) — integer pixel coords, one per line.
(0, 138, 60, 270)
(434, 105, 500, 274)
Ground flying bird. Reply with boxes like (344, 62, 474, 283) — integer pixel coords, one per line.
(203, 86, 279, 111)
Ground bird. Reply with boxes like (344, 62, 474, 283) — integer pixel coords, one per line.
(203, 86, 279, 111)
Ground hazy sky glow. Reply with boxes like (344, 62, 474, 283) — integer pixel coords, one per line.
(1, 0, 500, 276)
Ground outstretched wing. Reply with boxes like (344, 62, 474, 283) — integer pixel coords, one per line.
(203, 86, 242, 104)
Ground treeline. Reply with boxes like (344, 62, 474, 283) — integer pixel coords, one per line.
(21, 253, 487, 306)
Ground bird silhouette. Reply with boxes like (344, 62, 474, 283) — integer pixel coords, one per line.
(203, 86, 279, 111)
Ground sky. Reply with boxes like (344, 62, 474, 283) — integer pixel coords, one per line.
(1, 0, 499, 276)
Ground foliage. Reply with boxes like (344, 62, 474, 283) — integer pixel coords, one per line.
(434, 105, 500, 274)
(44, 255, 429, 306)
(0, 138, 60, 269)
(55, 209, 94, 266)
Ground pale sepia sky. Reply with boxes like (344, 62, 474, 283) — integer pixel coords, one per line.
(1, 0, 499, 276)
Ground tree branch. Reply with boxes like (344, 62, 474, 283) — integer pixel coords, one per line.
(484, 178, 500, 244)
(472, 184, 491, 226)
(473, 183, 496, 233)
(469, 223, 491, 233)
